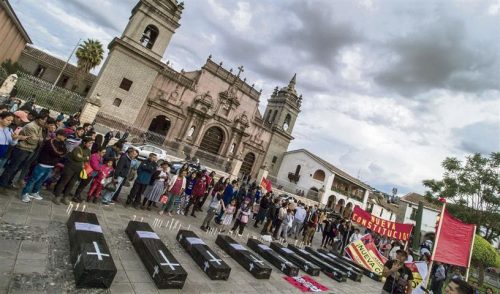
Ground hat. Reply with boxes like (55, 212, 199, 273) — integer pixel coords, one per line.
(14, 111, 29, 123)
(55, 129, 67, 137)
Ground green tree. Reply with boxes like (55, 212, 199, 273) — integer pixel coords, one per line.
(423, 153, 500, 242)
(74, 39, 104, 87)
(471, 234, 500, 286)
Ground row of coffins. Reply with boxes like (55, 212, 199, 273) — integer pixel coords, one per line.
(67, 211, 378, 289)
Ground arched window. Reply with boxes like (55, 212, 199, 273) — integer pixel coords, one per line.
(265, 109, 272, 123)
(294, 165, 301, 176)
(312, 169, 325, 182)
(147, 115, 171, 145)
(308, 187, 319, 201)
(140, 25, 159, 49)
(199, 126, 224, 155)
(343, 202, 353, 218)
(283, 113, 291, 131)
(271, 110, 278, 123)
(327, 195, 336, 209)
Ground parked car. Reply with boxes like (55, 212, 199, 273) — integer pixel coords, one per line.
(122, 144, 168, 163)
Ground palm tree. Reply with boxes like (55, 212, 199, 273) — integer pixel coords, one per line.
(74, 39, 104, 87)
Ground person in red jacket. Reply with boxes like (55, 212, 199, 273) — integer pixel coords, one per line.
(184, 172, 207, 217)
(196, 170, 214, 211)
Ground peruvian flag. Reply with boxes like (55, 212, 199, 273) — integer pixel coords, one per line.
(433, 208, 475, 267)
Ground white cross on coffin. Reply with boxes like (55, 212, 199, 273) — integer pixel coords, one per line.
(281, 263, 286, 271)
(206, 250, 222, 265)
(249, 263, 254, 271)
(158, 250, 180, 270)
(87, 242, 110, 260)
(203, 261, 209, 272)
(249, 254, 264, 265)
(304, 264, 309, 272)
(178, 234, 183, 241)
(152, 265, 159, 278)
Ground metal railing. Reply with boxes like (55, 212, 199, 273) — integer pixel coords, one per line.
(0, 68, 85, 114)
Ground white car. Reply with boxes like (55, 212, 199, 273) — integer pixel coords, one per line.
(130, 145, 168, 163)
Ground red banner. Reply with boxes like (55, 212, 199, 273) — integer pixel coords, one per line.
(433, 209, 475, 267)
(283, 275, 329, 292)
(345, 234, 387, 275)
(351, 205, 413, 241)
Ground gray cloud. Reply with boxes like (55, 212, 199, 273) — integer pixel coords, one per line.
(453, 122, 500, 154)
(374, 18, 499, 96)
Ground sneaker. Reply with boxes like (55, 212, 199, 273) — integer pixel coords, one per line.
(102, 202, 110, 206)
(21, 194, 31, 203)
(29, 192, 43, 200)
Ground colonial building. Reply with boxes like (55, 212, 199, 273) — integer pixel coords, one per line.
(366, 193, 398, 222)
(17, 45, 96, 96)
(396, 192, 441, 237)
(87, 0, 301, 178)
(0, 0, 32, 63)
(275, 149, 371, 214)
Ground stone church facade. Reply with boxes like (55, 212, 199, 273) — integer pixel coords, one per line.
(87, 0, 302, 178)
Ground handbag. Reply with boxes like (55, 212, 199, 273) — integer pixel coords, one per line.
(159, 194, 169, 204)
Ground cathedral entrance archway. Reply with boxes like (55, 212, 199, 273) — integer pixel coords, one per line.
(199, 126, 224, 155)
(147, 115, 171, 145)
(240, 152, 256, 177)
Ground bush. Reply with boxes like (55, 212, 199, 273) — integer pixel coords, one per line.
(472, 234, 500, 285)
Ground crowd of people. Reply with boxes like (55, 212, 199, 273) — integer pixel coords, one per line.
(0, 101, 491, 294)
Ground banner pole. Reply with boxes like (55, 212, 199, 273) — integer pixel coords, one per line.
(424, 202, 446, 288)
(464, 225, 476, 282)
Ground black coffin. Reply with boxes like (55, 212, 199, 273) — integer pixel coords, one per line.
(317, 249, 382, 282)
(215, 235, 272, 279)
(176, 230, 231, 280)
(269, 242, 321, 276)
(125, 221, 187, 289)
(287, 245, 347, 282)
(66, 211, 117, 289)
(247, 238, 299, 277)
(305, 247, 363, 282)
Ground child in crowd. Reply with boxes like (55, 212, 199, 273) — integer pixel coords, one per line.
(178, 171, 196, 214)
(200, 193, 225, 231)
(220, 199, 236, 233)
(252, 201, 260, 220)
(87, 159, 114, 203)
(230, 198, 251, 236)
(43, 163, 64, 190)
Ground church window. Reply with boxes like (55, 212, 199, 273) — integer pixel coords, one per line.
(113, 98, 122, 107)
(83, 84, 91, 95)
(272, 156, 278, 163)
(283, 114, 291, 131)
(312, 169, 325, 182)
(33, 65, 46, 78)
(119, 78, 133, 91)
(140, 25, 159, 49)
(265, 109, 272, 123)
(271, 110, 278, 123)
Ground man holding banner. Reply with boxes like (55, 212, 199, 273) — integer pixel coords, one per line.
(382, 250, 414, 294)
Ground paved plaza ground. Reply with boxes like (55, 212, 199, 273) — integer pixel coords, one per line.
(0, 185, 383, 294)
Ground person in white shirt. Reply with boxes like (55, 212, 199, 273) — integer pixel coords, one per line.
(349, 228, 363, 243)
(291, 203, 306, 239)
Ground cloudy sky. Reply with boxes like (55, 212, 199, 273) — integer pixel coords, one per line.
(10, 0, 500, 195)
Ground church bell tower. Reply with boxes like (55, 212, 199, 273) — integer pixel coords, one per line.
(263, 74, 302, 176)
(86, 0, 183, 123)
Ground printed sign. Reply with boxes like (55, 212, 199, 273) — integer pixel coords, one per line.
(258, 244, 272, 251)
(283, 275, 329, 292)
(136, 231, 160, 240)
(185, 237, 205, 245)
(345, 234, 387, 275)
(230, 243, 247, 251)
(75, 222, 103, 233)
